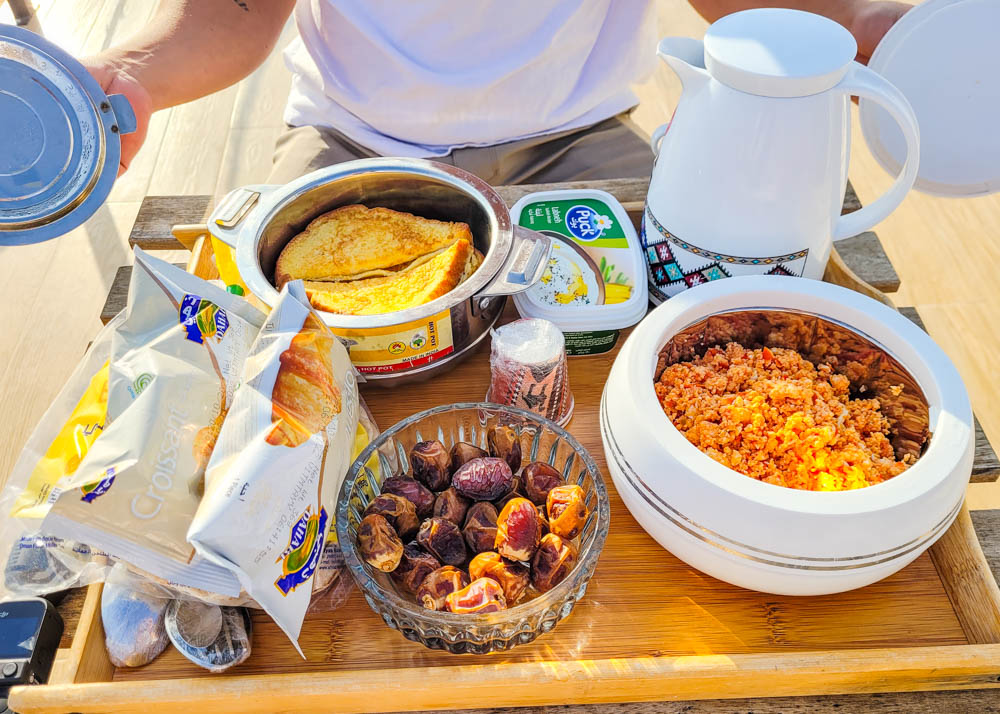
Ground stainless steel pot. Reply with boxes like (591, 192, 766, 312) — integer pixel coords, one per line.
(208, 158, 551, 385)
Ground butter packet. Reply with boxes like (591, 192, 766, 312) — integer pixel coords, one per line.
(41, 249, 265, 596)
(187, 282, 359, 654)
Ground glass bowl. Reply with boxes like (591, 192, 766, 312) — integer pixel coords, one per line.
(336, 402, 610, 654)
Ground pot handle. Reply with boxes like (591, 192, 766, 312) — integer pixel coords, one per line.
(107, 94, 136, 135)
(475, 226, 552, 303)
(207, 185, 279, 247)
(832, 62, 920, 240)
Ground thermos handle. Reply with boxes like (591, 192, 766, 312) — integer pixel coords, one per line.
(832, 63, 920, 240)
(650, 123, 668, 158)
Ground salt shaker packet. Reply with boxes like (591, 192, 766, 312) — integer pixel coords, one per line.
(40, 248, 265, 596)
(187, 282, 360, 654)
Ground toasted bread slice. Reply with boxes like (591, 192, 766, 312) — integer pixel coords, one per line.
(275, 205, 473, 286)
(304, 239, 481, 315)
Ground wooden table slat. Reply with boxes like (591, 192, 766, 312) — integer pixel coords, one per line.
(100, 264, 185, 325)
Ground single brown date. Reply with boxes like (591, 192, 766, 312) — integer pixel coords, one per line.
(546, 484, 589, 540)
(417, 566, 470, 611)
(462, 501, 498, 553)
(357, 514, 403, 572)
(410, 440, 451, 491)
(487, 425, 522, 473)
(469, 551, 530, 603)
(494, 497, 542, 562)
(391, 543, 441, 593)
(523, 461, 564, 506)
(448, 441, 488, 474)
(446, 577, 507, 614)
(363, 493, 420, 541)
(452, 457, 513, 501)
(433, 487, 471, 525)
(380, 476, 435, 519)
(531, 533, 577, 592)
(416, 517, 467, 566)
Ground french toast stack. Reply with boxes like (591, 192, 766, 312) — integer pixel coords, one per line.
(275, 205, 482, 315)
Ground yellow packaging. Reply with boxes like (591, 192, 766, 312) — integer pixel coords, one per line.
(10, 363, 110, 520)
(210, 236, 249, 296)
(331, 308, 454, 375)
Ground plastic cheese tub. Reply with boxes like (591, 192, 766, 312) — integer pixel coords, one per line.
(511, 189, 648, 355)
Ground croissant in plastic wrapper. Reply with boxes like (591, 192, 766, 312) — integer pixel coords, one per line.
(266, 314, 342, 448)
(187, 281, 361, 655)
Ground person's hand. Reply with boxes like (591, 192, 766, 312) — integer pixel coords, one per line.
(850, 1, 911, 64)
(80, 56, 152, 176)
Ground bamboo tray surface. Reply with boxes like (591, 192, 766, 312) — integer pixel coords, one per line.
(12, 180, 1000, 713)
(112, 329, 967, 681)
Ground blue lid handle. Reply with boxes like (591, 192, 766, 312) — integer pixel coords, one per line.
(107, 94, 136, 135)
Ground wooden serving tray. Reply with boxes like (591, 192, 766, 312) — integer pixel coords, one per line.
(11, 181, 1000, 713)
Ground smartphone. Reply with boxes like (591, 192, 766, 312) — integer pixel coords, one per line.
(0, 597, 64, 712)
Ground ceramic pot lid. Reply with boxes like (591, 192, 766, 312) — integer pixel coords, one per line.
(860, 0, 1000, 197)
(0, 24, 136, 245)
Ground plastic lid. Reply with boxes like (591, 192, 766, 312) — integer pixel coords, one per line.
(0, 25, 136, 245)
(225, 284, 245, 296)
(860, 0, 1000, 197)
(704, 9, 857, 98)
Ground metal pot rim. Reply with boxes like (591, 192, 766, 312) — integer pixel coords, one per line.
(221, 158, 514, 328)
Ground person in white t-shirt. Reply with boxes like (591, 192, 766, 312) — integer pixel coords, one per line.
(83, 0, 910, 185)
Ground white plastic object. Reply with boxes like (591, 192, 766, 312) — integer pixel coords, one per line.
(703, 8, 858, 98)
(645, 9, 920, 302)
(601, 276, 972, 595)
(860, 0, 1000, 197)
(510, 190, 648, 337)
(831, 63, 920, 240)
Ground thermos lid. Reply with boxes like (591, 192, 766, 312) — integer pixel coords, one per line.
(0, 24, 136, 245)
(860, 0, 1000, 197)
(703, 9, 857, 98)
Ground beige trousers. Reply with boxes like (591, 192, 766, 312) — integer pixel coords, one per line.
(266, 114, 653, 185)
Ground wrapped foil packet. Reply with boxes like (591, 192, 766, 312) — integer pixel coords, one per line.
(165, 600, 252, 672)
(101, 564, 171, 668)
(41, 249, 265, 596)
(188, 282, 360, 654)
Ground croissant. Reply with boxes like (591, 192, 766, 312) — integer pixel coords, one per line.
(193, 408, 228, 475)
(267, 314, 342, 447)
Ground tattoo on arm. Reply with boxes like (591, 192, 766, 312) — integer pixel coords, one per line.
(232, 0, 249, 10)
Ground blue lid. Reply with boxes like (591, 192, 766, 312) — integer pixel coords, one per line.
(0, 24, 136, 245)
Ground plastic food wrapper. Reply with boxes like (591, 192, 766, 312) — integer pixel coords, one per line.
(40, 248, 265, 596)
(187, 281, 360, 655)
(165, 600, 253, 672)
(486, 318, 574, 426)
(101, 564, 171, 667)
(0, 307, 125, 599)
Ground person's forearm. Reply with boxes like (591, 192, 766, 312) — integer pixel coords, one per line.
(688, 0, 863, 31)
(90, 0, 296, 111)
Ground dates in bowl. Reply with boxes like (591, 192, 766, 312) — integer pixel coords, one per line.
(336, 403, 609, 654)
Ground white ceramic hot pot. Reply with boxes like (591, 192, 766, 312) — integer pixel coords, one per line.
(601, 276, 972, 595)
